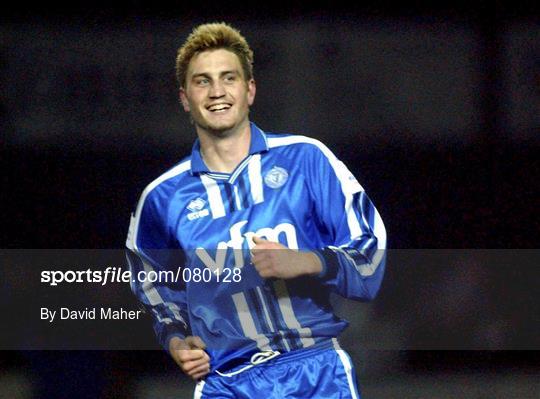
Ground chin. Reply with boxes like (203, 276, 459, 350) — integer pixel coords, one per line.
(195, 113, 248, 136)
(207, 117, 245, 133)
(208, 123, 235, 133)
(196, 122, 234, 136)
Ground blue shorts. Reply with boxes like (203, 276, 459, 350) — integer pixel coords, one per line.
(194, 339, 361, 399)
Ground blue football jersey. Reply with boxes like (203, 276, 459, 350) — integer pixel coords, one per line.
(126, 123, 386, 372)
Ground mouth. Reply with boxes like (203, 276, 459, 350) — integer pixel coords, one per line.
(206, 103, 232, 113)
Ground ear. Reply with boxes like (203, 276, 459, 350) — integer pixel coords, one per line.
(247, 79, 256, 106)
(179, 87, 190, 112)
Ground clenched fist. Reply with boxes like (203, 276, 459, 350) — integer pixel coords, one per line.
(169, 336, 211, 380)
(250, 236, 323, 279)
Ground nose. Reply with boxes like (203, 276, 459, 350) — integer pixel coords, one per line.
(209, 81, 225, 98)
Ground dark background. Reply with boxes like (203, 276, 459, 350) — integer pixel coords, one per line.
(1, 1, 539, 398)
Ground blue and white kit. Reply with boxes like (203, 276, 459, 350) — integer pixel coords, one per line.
(126, 123, 386, 398)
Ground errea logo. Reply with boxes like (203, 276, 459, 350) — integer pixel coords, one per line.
(188, 198, 206, 212)
(187, 198, 210, 221)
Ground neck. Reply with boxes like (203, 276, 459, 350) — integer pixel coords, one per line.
(197, 120, 251, 173)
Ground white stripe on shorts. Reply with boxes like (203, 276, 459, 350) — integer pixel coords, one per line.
(332, 338, 359, 399)
(193, 380, 206, 399)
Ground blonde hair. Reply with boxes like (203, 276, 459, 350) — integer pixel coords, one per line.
(176, 22, 254, 88)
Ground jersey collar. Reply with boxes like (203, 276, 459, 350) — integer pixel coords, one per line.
(190, 122, 269, 175)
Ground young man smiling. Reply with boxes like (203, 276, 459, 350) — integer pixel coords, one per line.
(127, 22, 387, 398)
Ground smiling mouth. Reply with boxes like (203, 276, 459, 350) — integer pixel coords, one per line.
(207, 104, 232, 113)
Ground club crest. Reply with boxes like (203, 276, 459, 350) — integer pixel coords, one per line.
(264, 166, 289, 189)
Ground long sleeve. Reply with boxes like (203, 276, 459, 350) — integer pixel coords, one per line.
(125, 186, 190, 351)
(306, 141, 387, 301)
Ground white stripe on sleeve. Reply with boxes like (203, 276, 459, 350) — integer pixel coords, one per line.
(267, 136, 362, 241)
(129, 160, 191, 252)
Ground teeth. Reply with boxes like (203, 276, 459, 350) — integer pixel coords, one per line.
(208, 104, 231, 112)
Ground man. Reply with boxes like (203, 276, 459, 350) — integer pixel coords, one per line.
(126, 22, 386, 398)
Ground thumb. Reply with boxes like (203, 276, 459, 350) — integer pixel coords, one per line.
(252, 236, 267, 245)
(185, 336, 207, 350)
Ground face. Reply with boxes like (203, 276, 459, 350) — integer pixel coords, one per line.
(180, 48, 256, 137)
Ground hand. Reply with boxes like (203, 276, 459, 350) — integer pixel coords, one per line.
(169, 336, 211, 380)
(251, 236, 323, 279)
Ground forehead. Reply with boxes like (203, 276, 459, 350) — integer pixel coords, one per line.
(187, 48, 244, 77)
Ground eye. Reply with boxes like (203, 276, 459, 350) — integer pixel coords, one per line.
(224, 74, 237, 83)
(195, 77, 209, 86)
